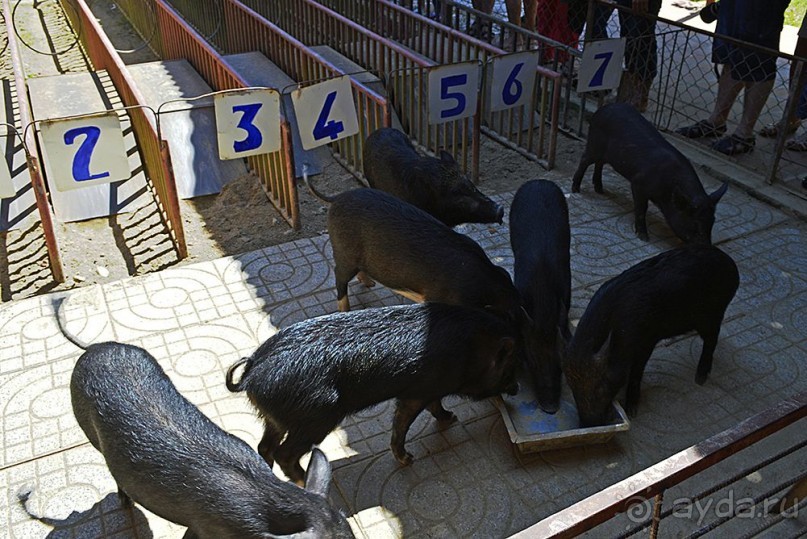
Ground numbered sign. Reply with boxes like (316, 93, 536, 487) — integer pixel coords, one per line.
(0, 156, 13, 199)
(577, 38, 626, 93)
(40, 112, 130, 192)
(428, 61, 480, 124)
(214, 88, 282, 160)
(291, 76, 359, 150)
(488, 51, 540, 112)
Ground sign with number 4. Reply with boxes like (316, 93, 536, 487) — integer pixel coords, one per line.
(215, 89, 282, 160)
(577, 38, 626, 93)
(40, 112, 130, 192)
(488, 51, 540, 112)
(291, 76, 359, 150)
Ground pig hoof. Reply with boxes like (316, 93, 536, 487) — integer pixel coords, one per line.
(625, 403, 638, 418)
(695, 372, 708, 385)
(396, 452, 414, 466)
(358, 276, 376, 288)
(637, 231, 649, 241)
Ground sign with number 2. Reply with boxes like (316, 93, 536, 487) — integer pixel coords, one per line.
(577, 38, 626, 93)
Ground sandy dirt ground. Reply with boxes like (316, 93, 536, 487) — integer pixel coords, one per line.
(0, 0, 584, 303)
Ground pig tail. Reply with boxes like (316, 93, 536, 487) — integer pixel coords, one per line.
(225, 357, 250, 392)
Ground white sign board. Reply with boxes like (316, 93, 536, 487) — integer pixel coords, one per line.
(0, 154, 14, 199)
(40, 112, 130, 192)
(214, 88, 282, 160)
(291, 76, 359, 150)
(577, 38, 626, 93)
(488, 51, 541, 112)
(428, 61, 480, 124)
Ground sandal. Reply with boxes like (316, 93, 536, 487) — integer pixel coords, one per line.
(759, 120, 800, 138)
(675, 120, 727, 139)
(711, 134, 755, 156)
(785, 132, 807, 151)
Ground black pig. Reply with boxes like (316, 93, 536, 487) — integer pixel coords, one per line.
(362, 127, 503, 226)
(226, 303, 519, 483)
(71, 342, 354, 539)
(571, 103, 727, 244)
(327, 188, 522, 321)
(509, 180, 572, 414)
(564, 245, 739, 427)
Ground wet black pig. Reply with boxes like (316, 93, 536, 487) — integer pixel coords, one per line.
(226, 303, 519, 483)
(71, 342, 354, 539)
(327, 188, 522, 322)
(509, 179, 572, 414)
(362, 127, 503, 226)
(564, 245, 739, 427)
(571, 103, 728, 244)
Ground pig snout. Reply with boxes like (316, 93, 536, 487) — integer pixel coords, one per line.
(538, 398, 560, 415)
(504, 380, 519, 396)
(494, 204, 504, 224)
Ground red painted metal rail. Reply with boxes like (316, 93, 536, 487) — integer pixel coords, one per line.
(318, 0, 562, 169)
(58, 0, 187, 259)
(1, 0, 65, 283)
(154, 0, 300, 229)
(240, 0, 480, 180)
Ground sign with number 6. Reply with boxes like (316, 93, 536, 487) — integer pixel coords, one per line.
(428, 61, 480, 125)
(488, 51, 540, 112)
(291, 76, 359, 151)
(577, 38, 626, 93)
(39, 112, 130, 192)
(215, 88, 282, 160)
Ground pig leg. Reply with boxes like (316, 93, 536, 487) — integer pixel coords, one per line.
(357, 271, 376, 288)
(625, 347, 655, 417)
(592, 162, 605, 194)
(334, 264, 358, 312)
(275, 423, 334, 486)
(571, 157, 592, 193)
(695, 326, 721, 385)
(257, 419, 285, 466)
(630, 184, 650, 241)
(391, 398, 429, 465)
(117, 488, 132, 508)
(427, 400, 458, 426)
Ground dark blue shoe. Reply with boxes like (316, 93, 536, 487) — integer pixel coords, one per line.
(711, 134, 755, 156)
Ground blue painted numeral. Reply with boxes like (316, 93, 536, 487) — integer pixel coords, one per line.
(313, 91, 345, 141)
(503, 62, 524, 106)
(440, 74, 468, 119)
(232, 103, 263, 153)
(590, 52, 614, 88)
(64, 126, 109, 182)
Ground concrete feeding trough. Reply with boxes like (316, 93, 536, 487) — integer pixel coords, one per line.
(495, 377, 630, 454)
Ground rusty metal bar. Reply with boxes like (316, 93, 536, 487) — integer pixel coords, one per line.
(240, 0, 477, 177)
(511, 391, 807, 538)
(316, 0, 562, 170)
(57, 0, 187, 259)
(1, 0, 65, 283)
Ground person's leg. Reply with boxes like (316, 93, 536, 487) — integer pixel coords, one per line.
(734, 79, 774, 138)
(709, 67, 744, 127)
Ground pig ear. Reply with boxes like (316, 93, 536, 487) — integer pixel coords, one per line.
(709, 181, 728, 204)
(593, 332, 611, 363)
(439, 150, 456, 164)
(303, 447, 332, 497)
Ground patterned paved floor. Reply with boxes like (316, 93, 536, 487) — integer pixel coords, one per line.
(1, 170, 805, 538)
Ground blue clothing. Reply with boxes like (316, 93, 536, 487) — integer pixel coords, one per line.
(712, 0, 790, 82)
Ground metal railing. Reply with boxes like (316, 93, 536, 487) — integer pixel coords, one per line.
(240, 0, 480, 180)
(57, 0, 187, 259)
(511, 391, 807, 538)
(1, 0, 65, 283)
(315, 0, 562, 169)
(153, 0, 300, 229)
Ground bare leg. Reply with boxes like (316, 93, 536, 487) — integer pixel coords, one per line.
(735, 79, 775, 138)
(709, 68, 743, 127)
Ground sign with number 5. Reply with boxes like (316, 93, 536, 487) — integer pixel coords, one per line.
(428, 61, 480, 125)
(488, 51, 540, 112)
(291, 76, 359, 150)
(577, 38, 626, 93)
(215, 88, 281, 160)
(40, 112, 130, 192)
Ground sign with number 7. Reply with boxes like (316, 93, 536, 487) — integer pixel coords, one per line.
(291, 76, 359, 150)
(577, 38, 626, 93)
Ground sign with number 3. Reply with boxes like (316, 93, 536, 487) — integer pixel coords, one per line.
(577, 38, 626, 93)
(215, 89, 281, 160)
(291, 76, 359, 150)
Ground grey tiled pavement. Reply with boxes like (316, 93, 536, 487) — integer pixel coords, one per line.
(1, 170, 806, 538)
